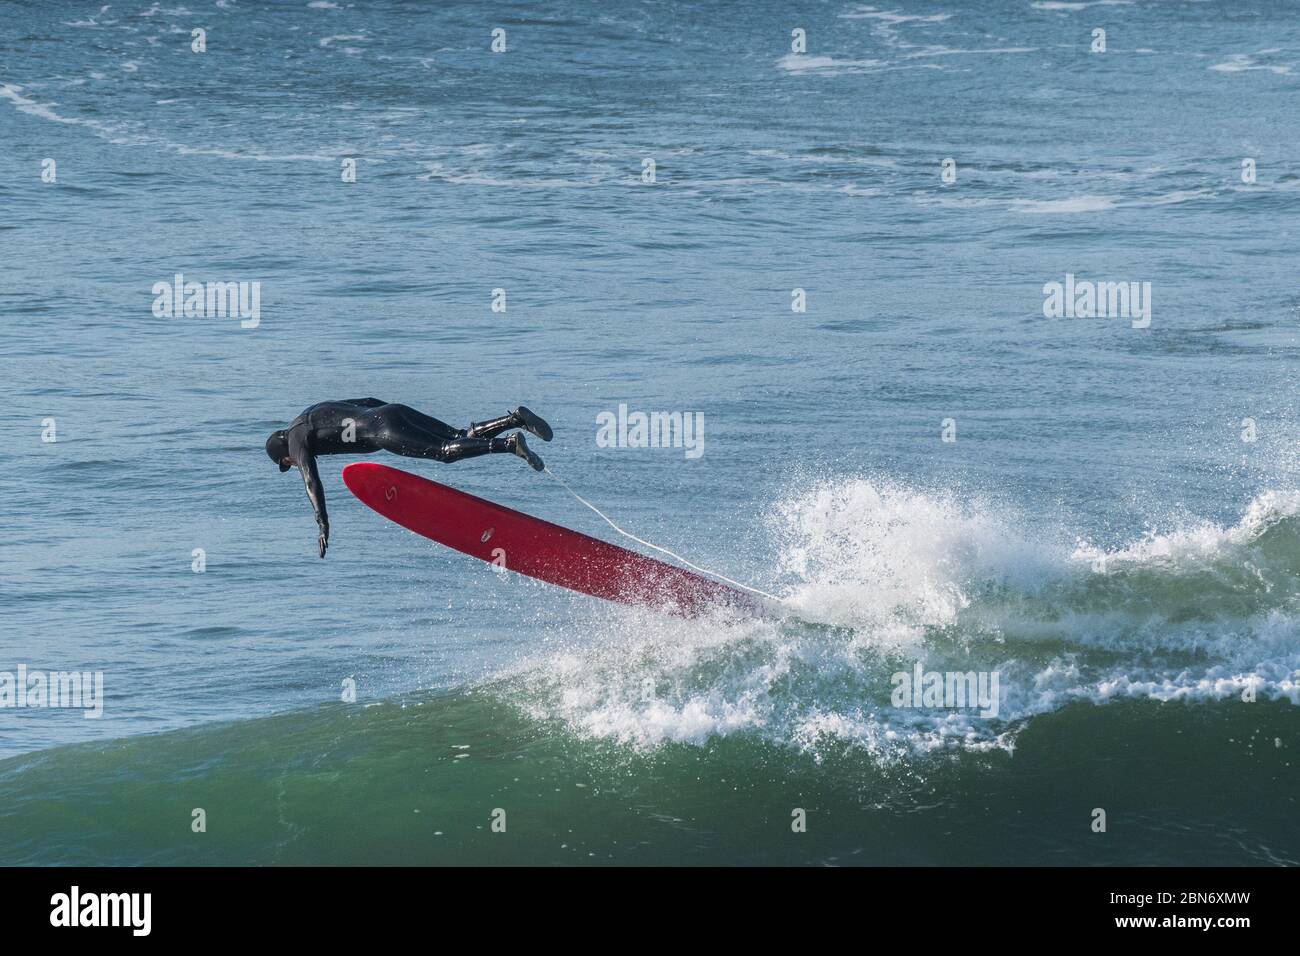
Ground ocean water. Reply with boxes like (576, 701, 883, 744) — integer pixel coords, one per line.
(1, 0, 1298, 865)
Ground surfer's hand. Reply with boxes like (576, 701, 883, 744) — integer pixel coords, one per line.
(318, 528, 329, 559)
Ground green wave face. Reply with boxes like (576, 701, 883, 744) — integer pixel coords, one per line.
(1, 689, 1296, 866)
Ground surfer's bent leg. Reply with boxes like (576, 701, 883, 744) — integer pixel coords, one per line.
(363, 405, 545, 470)
(372, 431, 531, 465)
(365, 406, 537, 467)
(437, 436, 513, 463)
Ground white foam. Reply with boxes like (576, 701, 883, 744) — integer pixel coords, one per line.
(777, 54, 889, 75)
(497, 479, 1300, 761)
(1211, 53, 1294, 75)
(774, 477, 1057, 632)
(903, 46, 1037, 59)
(1012, 195, 1117, 213)
(839, 7, 953, 26)
(319, 34, 367, 48)
(0, 83, 139, 144)
(1031, 1, 1133, 10)
(0, 83, 337, 163)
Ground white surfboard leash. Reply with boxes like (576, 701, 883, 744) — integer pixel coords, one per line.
(542, 466, 783, 603)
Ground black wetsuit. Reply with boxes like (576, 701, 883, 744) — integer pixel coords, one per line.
(271, 399, 538, 557)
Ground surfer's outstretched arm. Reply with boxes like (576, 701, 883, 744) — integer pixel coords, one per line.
(288, 428, 330, 557)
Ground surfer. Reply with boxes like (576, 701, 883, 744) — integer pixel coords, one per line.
(265, 399, 553, 557)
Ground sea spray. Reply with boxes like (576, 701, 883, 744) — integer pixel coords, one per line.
(498, 478, 1300, 760)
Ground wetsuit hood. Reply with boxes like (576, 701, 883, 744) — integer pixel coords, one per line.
(266, 430, 291, 471)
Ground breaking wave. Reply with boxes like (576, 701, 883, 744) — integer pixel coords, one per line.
(501, 479, 1300, 760)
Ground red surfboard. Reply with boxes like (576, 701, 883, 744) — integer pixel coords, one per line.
(342, 462, 762, 616)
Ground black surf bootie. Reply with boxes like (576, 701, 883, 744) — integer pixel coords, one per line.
(511, 406, 553, 442)
(505, 432, 545, 471)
